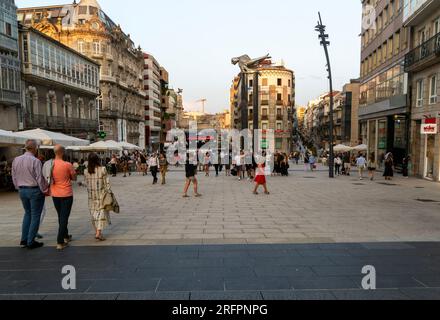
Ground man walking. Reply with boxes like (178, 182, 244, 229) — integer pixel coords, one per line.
(356, 153, 367, 181)
(47, 145, 77, 250)
(12, 140, 48, 250)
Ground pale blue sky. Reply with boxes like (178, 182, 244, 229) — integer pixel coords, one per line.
(16, 0, 362, 113)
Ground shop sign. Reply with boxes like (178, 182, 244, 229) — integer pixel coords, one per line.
(421, 118, 437, 134)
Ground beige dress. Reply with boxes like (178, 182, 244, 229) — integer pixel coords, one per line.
(83, 166, 112, 230)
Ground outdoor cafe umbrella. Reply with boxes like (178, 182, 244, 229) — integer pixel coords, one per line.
(333, 144, 353, 153)
(118, 141, 142, 151)
(15, 129, 89, 147)
(0, 129, 34, 147)
(352, 144, 368, 152)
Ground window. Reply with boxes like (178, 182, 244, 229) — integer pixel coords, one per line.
(276, 123, 282, 131)
(429, 75, 437, 104)
(5, 23, 12, 36)
(249, 79, 253, 87)
(416, 79, 424, 107)
(276, 108, 282, 116)
(277, 78, 282, 86)
(262, 78, 268, 86)
(434, 18, 440, 35)
(262, 108, 268, 116)
(93, 40, 101, 54)
(277, 93, 282, 101)
(78, 40, 84, 53)
(262, 123, 268, 130)
(288, 79, 291, 87)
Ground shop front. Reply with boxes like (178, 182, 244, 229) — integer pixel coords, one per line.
(412, 118, 440, 181)
(360, 114, 409, 168)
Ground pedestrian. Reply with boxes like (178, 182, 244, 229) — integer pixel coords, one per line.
(109, 154, 118, 177)
(83, 153, 116, 241)
(253, 154, 270, 195)
(367, 153, 377, 181)
(148, 153, 159, 184)
(402, 155, 410, 178)
(183, 153, 202, 198)
(304, 153, 309, 171)
(356, 153, 367, 180)
(204, 152, 211, 177)
(309, 154, 316, 172)
(12, 140, 48, 250)
(334, 155, 342, 176)
(140, 152, 147, 176)
(224, 152, 231, 176)
(46, 145, 77, 250)
(159, 153, 168, 185)
(234, 151, 244, 181)
(383, 152, 394, 181)
(343, 152, 351, 176)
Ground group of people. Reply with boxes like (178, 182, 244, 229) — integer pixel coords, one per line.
(107, 151, 169, 185)
(11, 140, 116, 250)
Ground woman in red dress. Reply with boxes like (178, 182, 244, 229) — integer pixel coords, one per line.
(253, 154, 270, 195)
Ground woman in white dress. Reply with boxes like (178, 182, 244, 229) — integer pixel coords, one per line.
(83, 153, 112, 241)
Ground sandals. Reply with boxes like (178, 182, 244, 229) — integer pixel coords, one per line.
(95, 236, 106, 242)
(195, 193, 202, 198)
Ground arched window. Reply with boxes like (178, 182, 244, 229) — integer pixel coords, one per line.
(63, 95, 71, 118)
(47, 91, 56, 117)
(77, 98, 84, 119)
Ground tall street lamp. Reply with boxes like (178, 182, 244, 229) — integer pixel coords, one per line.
(315, 12, 335, 179)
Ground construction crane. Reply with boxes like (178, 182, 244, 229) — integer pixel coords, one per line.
(195, 98, 207, 114)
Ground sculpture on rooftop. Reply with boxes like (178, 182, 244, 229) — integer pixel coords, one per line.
(231, 54, 271, 73)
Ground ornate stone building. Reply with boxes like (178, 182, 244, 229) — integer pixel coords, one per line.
(0, 0, 21, 131)
(17, 0, 146, 146)
(19, 26, 100, 140)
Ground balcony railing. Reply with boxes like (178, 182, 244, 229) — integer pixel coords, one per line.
(405, 32, 440, 71)
(24, 114, 97, 131)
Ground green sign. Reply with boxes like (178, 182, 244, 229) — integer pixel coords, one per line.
(261, 140, 268, 148)
(98, 131, 107, 139)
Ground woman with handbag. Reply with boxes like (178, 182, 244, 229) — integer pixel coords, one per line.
(83, 153, 118, 241)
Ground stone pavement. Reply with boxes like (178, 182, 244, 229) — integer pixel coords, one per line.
(1, 242, 440, 300)
(1, 164, 440, 247)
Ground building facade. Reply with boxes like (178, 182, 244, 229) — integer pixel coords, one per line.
(343, 79, 361, 146)
(404, 0, 440, 180)
(231, 61, 295, 153)
(19, 27, 100, 139)
(359, 0, 410, 166)
(0, 0, 21, 131)
(143, 53, 162, 150)
(18, 0, 146, 146)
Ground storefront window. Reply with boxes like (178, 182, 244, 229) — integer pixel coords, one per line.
(425, 135, 435, 179)
(368, 120, 376, 158)
(378, 119, 387, 164)
(394, 117, 407, 149)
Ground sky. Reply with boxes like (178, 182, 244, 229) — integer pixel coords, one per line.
(16, 0, 362, 113)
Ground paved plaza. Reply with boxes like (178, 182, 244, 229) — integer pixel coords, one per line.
(1, 165, 440, 299)
(1, 165, 440, 247)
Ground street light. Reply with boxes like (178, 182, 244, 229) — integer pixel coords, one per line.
(315, 12, 335, 179)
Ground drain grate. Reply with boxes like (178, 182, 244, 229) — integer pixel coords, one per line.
(416, 199, 440, 203)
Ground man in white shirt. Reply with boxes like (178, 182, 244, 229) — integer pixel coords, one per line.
(356, 154, 367, 180)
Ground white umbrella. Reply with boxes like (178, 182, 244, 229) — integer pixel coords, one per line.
(333, 144, 353, 152)
(15, 129, 89, 147)
(0, 129, 34, 147)
(353, 144, 368, 151)
(118, 141, 142, 151)
(85, 141, 122, 152)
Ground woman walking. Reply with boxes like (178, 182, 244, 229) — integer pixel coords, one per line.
(159, 153, 168, 185)
(367, 153, 377, 181)
(383, 152, 394, 181)
(109, 155, 118, 177)
(148, 153, 159, 184)
(83, 153, 114, 241)
(204, 152, 211, 177)
(253, 154, 270, 195)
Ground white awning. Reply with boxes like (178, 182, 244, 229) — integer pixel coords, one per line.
(15, 129, 89, 147)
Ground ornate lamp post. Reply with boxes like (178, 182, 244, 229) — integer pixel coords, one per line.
(315, 12, 335, 178)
